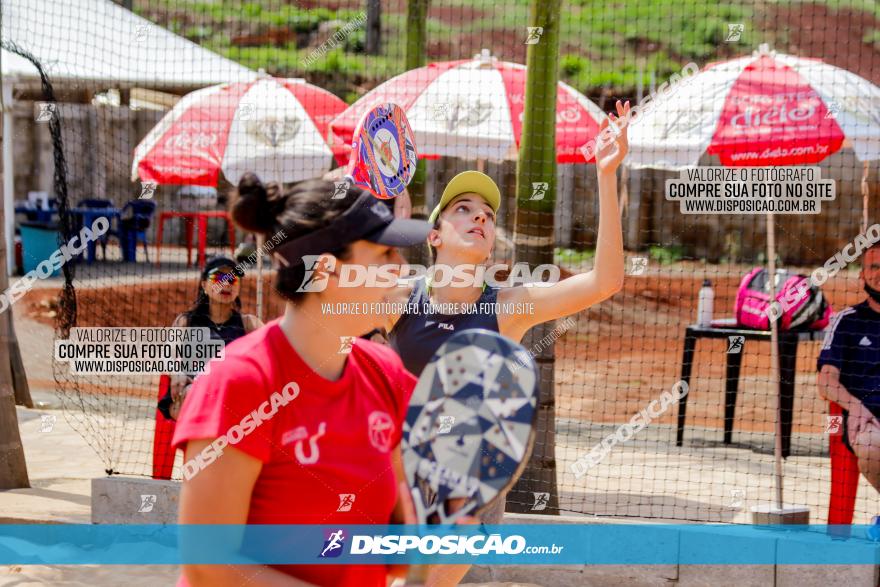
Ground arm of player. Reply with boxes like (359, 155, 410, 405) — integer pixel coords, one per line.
(168, 314, 192, 417)
(323, 167, 412, 219)
(498, 102, 629, 339)
(394, 187, 412, 219)
(179, 440, 318, 587)
(386, 447, 417, 583)
(818, 364, 880, 445)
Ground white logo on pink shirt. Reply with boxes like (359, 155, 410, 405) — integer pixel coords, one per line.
(367, 411, 395, 453)
(282, 422, 327, 465)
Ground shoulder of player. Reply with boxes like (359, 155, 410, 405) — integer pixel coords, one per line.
(351, 340, 413, 417)
(822, 306, 860, 345)
(853, 300, 880, 319)
(207, 328, 275, 381)
(352, 338, 405, 372)
(833, 305, 863, 328)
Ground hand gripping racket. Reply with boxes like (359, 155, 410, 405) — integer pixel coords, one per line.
(401, 329, 539, 526)
(340, 103, 418, 200)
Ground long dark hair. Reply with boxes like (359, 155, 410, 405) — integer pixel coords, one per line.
(230, 173, 366, 304)
(186, 257, 243, 320)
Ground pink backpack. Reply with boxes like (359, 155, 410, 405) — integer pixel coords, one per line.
(734, 268, 832, 331)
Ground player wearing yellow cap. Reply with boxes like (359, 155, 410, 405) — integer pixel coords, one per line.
(381, 102, 631, 586)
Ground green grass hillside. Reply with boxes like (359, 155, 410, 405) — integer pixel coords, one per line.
(134, 0, 880, 102)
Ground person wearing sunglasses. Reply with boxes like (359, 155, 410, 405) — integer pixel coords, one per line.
(158, 256, 263, 421)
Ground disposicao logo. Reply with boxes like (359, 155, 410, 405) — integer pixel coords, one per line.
(319, 529, 346, 558)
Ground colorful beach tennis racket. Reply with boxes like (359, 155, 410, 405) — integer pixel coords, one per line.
(401, 329, 539, 526)
(342, 103, 418, 200)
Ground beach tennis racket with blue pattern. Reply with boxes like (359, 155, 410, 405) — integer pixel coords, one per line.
(401, 329, 539, 525)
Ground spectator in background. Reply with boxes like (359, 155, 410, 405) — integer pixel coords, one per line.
(158, 256, 262, 420)
(818, 242, 880, 491)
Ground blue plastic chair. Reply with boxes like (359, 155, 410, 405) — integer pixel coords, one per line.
(76, 198, 114, 261)
(117, 200, 157, 262)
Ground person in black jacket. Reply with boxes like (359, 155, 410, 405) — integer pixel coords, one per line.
(818, 243, 880, 491)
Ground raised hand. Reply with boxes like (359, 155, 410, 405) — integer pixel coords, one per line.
(595, 100, 631, 175)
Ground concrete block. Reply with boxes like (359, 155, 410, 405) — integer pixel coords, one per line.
(777, 565, 879, 587)
(489, 565, 587, 587)
(91, 476, 180, 524)
(583, 564, 678, 585)
(475, 514, 679, 586)
(481, 565, 674, 587)
(462, 564, 494, 583)
(775, 529, 880, 587)
(504, 513, 678, 576)
(677, 525, 776, 586)
(678, 565, 775, 587)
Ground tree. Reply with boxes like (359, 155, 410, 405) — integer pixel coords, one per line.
(0, 85, 30, 489)
(506, 0, 561, 515)
(404, 0, 431, 266)
(365, 0, 382, 55)
(405, 0, 429, 71)
(0, 38, 75, 489)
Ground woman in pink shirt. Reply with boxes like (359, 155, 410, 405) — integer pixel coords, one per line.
(173, 173, 436, 586)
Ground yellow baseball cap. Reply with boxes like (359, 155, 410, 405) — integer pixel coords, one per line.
(428, 171, 501, 224)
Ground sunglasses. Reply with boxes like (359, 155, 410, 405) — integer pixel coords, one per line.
(206, 269, 240, 286)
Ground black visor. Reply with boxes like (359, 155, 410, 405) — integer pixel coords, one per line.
(202, 255, 243, 278)
(272, 193, 431, 267)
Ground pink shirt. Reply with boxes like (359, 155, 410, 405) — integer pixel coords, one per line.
(173, 320, 417, 586)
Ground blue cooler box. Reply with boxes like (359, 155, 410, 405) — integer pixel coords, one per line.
(19, 221, 62, 276)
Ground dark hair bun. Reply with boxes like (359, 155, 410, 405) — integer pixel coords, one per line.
(231, 172, 281, 234)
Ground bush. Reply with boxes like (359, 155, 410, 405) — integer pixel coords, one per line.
(649, 245, 686, 265)
(560, 54, 588, 76)
(343, 29, 366, 54)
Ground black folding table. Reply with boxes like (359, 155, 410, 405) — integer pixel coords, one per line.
(677, 320, 826, 458)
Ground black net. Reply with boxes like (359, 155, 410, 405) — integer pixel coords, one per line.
(4, 0, 878, 524)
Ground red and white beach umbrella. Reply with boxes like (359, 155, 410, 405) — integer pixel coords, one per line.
(330, 49, 606, 164)
(132, 76, 348, 186)
(628, 44, 880, 169)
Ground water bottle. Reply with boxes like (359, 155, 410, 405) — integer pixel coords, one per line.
(697, 279, 714, 326)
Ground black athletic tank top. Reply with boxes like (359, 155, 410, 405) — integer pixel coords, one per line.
(186, 310, 247, 346)
(388, 277, 500, 376)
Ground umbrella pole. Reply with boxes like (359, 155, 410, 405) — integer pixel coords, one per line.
(862, 161, 870, 235)
(766, 211, 784, 510)
(256, 234, 264, 321)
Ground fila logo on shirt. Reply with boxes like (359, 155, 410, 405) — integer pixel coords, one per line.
(425, 320, 454, 331)
(282, 422, 327, 465)
(368, 411, 395, 453)
(860, 336, 873, 347)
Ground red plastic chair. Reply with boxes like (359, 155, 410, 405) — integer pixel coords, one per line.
(152, 374, 177, 479)
(828, 401, 860, 524)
